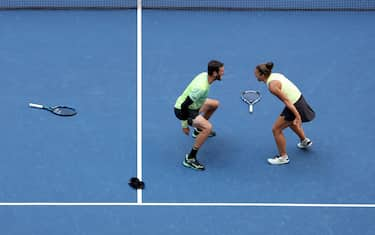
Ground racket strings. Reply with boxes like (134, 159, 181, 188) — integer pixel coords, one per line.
(52, 107, 77, 116)
(243, 93, 260, 103)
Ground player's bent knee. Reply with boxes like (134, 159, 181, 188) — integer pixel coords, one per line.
(289, 124, 297, 130)
(206, 99, 219, 109)
(272, 126, 281, 135)
(211, 100, 220, 110)
(207, 122, 213, 131)
(201, 122, 212, 133)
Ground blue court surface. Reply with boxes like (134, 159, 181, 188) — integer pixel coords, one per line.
(1, 4, 375, 235)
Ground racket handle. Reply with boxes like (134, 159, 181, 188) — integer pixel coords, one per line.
(29, 103, 43, 109)
(249, 104, 253, 113)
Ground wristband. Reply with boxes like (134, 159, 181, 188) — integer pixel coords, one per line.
(181, 120, 188, 128)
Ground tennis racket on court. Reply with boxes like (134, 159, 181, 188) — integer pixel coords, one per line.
(29, 103, 77, 116)
(241, 90, 261, 113)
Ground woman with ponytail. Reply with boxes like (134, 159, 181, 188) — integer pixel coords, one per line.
(254, 62, 315, 165)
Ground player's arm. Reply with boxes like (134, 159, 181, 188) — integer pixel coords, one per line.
(180, 96, 194, 134)
(180, 96, 193, 121)
(268, 80, 301, 124)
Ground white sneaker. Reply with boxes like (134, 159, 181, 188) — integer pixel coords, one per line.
(267, 155, 290, 165)
(297, 138, 312, 149)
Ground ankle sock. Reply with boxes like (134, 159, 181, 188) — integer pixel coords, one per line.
(188, 147, 199, 159)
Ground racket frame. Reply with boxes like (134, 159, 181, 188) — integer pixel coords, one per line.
(241, 90, 261, 113)
(29, 103, 77, 116)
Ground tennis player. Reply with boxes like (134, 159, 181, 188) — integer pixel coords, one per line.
(254, 62, 315, 165)
(174, 60, 224, 170)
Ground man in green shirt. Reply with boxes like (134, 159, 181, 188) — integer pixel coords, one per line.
(174, 60, 224, 170)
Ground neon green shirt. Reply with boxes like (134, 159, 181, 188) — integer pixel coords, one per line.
(175, 72, 210, 110)
(266, 73, 301, 104)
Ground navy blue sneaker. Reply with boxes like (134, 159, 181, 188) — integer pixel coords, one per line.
(182, 154, 205, 170)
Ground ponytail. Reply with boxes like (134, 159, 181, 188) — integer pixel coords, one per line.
(256, 61, 274, 77)
(265, 62, 274, 71)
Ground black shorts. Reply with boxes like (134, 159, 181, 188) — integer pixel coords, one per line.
(174, 108, 200, 126)
(281, 95, 315, 122)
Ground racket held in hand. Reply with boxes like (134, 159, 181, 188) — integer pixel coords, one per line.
(29, 103, 77, 116)
(241, 90, 261, 113)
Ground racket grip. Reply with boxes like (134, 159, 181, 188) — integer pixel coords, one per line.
(29, 103, 43, 109)
(249, 104, 253, 113)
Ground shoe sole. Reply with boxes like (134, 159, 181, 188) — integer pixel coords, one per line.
(267, 159, 290, 165)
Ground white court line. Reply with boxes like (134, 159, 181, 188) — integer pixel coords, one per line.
(136, 0, 143, 204)
(0, 202, 374, 208)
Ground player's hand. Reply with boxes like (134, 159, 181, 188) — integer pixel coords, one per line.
(182, 127, 190, 135)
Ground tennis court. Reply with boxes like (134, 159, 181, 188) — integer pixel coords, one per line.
(1, 0, 374, 234)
